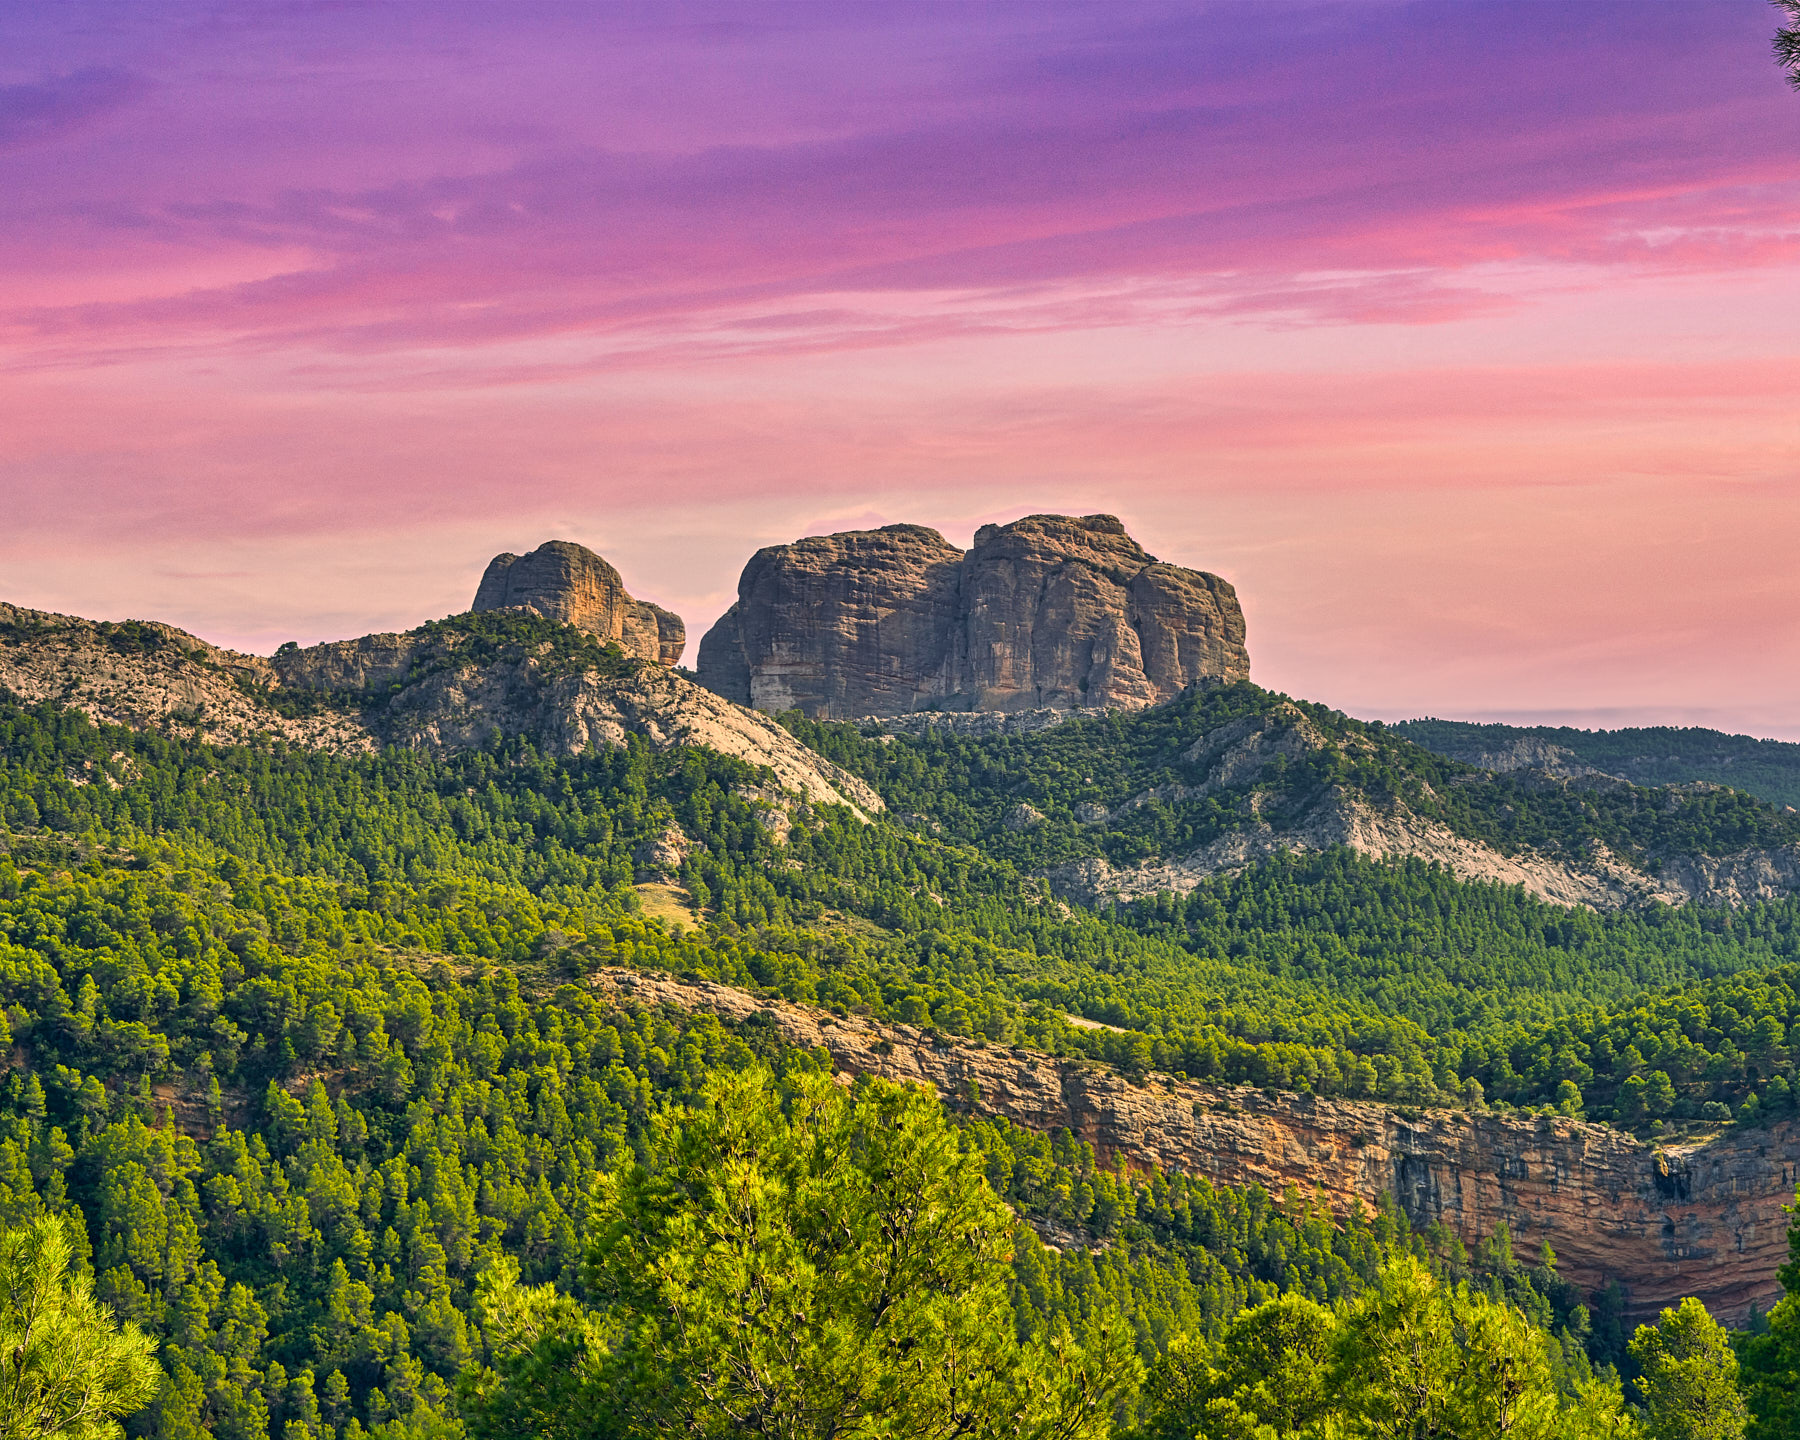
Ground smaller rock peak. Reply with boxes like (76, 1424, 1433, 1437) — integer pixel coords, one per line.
(472, 540, 684, 666)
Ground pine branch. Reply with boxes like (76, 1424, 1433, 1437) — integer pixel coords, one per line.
(1778, 0, 1800, 87)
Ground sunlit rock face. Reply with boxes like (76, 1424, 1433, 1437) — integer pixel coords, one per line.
(602, 966, 1800, 1325)
(697, 513, 1249, 719)
(474, 540, 684, 665)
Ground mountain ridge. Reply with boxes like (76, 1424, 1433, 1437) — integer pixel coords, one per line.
(0, 601, 879, 815)
(1394, 717, 1800, 810)
(786, 683, 1800, 913)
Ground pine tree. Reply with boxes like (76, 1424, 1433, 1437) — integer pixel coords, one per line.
(0, 1214, 160, 1440)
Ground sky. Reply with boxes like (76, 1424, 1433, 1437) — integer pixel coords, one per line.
(2, 1, 1798, 734)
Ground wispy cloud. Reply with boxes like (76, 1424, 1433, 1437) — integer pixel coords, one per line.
(0, 68, 146, 149)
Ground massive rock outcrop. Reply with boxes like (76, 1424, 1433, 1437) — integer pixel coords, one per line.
(697, 514, 1248, 718)
(598, 967, 1800, 1321)
(473, 540, 683, 666)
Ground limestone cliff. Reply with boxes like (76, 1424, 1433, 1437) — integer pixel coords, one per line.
(473, 540, 684, 665)
(697, 514, 1249, 718)
(598, 967, 1800, 1320)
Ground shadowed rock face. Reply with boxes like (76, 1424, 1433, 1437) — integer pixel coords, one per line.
(696, 525, 964, 717)
(474, 541, 684, 665)
(697, 514, 1248, 718)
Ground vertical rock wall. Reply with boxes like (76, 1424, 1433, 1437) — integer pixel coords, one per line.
(598, 968, 1800, 1322)
(697, 513, 1249, 718)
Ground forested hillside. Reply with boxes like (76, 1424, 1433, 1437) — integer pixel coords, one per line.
(784, 683, 1800, 881)
(1394, 718, 1800, 809)
(3, 680, 1800, 1434)
(0, 695, 1642, 1438)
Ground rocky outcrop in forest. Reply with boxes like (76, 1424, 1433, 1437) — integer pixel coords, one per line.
(696, 513, 1249, 718)
(598, 967, 1800, 1321)
(0, 602, 878, 816)
(1040, 702, 1800, 913)
(473, 540, 684, 665)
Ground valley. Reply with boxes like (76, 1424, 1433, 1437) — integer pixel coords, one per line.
(3, 516, 1799, 1435)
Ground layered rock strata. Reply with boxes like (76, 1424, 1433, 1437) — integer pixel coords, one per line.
(596, 967, 1800, 1320)
(473, 540, 683, 665)
(697, 514, 1248, 718)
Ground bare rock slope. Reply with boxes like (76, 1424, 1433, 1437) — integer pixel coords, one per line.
(598, 967, 1800, 1320)
(0, 603, 877, 815)
(0, 604, 370, 751)
(698, 513, 1249, 718)
(473, 540, 683, 665)
(283, 629, 881, 814)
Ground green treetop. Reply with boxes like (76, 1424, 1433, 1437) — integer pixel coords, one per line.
(0, 1215, 159, 1440)
(469, 1066, 1137, 1440)
(1630, 1297, 1747, 1440)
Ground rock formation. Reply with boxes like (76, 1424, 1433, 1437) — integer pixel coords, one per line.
(473, 540, 683, 665)
(598, 966, 1800, 1321)
(697, 514, 1248, 718)
(266, 629, 883, 815)
(0, 602, 878, 815)
(0, 603, 372, 752)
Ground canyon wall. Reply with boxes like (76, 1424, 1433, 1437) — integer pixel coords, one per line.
(598, 968, 1800, 1320)
(697, 513, 1249, 718)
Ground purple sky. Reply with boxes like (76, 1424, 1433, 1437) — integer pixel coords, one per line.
(3, 2, 1799, 732)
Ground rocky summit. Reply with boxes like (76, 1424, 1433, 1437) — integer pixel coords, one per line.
(473, 539, 684, 665)
(696, 512, 1249, 718)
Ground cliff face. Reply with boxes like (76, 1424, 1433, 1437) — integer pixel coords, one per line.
(697, 525, 964, 717)
(473, 540, 684, 665)
(697, 514, 1249, 719)
(599, 968, 1800, 1320)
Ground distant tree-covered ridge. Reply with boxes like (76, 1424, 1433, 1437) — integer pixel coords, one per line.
(8, 693, 1800, 1133)
(782, 682, 1800, 879)
(1394, 717, 1800, 811)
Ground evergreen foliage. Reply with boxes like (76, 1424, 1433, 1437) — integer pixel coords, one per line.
(783, 684, 1800, 872)
(0, 686, 1784, 1433)
(1394, 719, 1800, 811)
(0, 1214, 159, 1440)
